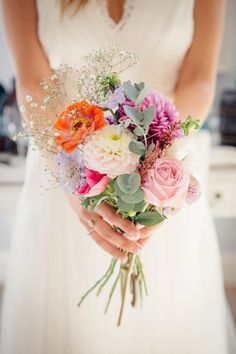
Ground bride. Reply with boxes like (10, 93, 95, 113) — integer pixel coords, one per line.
(1, 0, 236, 353)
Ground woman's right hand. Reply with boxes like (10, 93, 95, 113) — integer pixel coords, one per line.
(66, 194, 142, 262)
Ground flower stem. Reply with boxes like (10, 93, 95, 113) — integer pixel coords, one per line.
(117, 253, 136, 326)
(104, 268, 121, 314)
(77, 258, 115, 307)
(136, 255, 148, 296)
(96, 259, 117, 296)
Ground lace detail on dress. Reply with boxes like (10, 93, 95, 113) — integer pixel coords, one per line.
(99, 0, 135, 31)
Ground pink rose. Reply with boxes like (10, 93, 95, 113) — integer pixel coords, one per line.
(142, 156, 190, 209)
(76, 168, 110, 197)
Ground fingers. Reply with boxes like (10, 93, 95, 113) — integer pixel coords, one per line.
(139, 224, 161, 239)
(96, 204, 140, 240)
(90, 230, 128, 261)
(94, 218, 142, 254)
(137, 237, 151, 247)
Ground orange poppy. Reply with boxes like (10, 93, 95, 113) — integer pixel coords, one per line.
(54, 100, 106, 153)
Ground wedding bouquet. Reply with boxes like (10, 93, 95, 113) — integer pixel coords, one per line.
(18, 46, 201, 326)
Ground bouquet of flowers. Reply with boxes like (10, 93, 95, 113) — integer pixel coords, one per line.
(18, 46, 200, 326)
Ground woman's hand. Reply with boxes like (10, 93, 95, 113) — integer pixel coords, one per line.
(67, 195, 143, 262)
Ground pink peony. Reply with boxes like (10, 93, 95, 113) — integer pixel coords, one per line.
(76, 168, 110, 197)
(142, 156, 190, 209)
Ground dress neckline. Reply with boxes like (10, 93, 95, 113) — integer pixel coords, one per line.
(99, 0, 135, 31)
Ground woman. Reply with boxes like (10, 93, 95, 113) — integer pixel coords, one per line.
(1, 0, 235, 353)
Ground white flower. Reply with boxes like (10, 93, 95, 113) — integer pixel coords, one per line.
(165, 137, 190, 160)
(166, 137, 199, 175)
(82, 125, 140, 178)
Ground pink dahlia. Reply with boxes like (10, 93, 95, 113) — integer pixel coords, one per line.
(118, 90, 183, 146)
(141, 90, 181, 143)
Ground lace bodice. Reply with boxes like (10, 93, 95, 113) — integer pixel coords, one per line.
(37, 0, 194, 97)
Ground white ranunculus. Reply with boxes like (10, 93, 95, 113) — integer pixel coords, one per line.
(82, 125, 140, 178)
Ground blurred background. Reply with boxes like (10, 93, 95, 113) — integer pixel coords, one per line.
(0, 0, 236, 325)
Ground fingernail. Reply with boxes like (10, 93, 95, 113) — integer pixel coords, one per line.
(124, 232, 139, 241)
(136, 223, 144, 230)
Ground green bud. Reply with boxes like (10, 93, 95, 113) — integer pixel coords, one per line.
(128, 210, 136, 217)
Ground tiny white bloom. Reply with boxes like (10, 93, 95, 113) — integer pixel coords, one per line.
(26, 95, 33, 102)
(20, 105, 25, 113)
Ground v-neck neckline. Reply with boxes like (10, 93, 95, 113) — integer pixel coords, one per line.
(99, 0, 134, 32)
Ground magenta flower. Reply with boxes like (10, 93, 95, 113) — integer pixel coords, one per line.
(118, 90, 183, 146)
(76, 168, 110, 197)
(141, 90, 180, 143)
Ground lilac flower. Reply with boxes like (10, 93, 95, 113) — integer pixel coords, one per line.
(105, 114, 116, 125)
(186, 175, 201, 204)
(99, 85, 126, 109)
(54, 150, 87, 194)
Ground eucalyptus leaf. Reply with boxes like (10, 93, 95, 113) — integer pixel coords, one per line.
(133, 126, 144, 137)
(123, 81, 138, 101)
(114, 179, 125, 196)
(117, 199, 135, 212)
(120, 189, 144, 204)
(123, 106, 143, 125)
(116, 173, 140, 194)
(135, 210, 166, 226)
(134, 82, 145, 92)
(143, 105, 155, 128)
(129, 140, 146, 155)
(123, 119, 132, 128)
(135, 85, 150, 105)
(148, 143, 155, 151)
(133, 201, 148, 212)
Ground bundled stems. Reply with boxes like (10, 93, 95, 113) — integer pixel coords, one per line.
(117, 253, 136, 326)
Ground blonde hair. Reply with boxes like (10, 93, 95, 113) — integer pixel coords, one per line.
(61, 0, 88, 13)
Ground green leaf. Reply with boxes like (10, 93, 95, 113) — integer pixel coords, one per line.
(143, 105, 155, 128)
(123, 106, 143, 125)
(82, 194, 109, 212)
(117, 199, 135, 212)
(116, 173, 140, 194)
(129, 140, 146, 156)
(148, 143, 155, 151)
(135, 210, 166, 226)
(114, 179, 125, 196)
(133, 200, 148, 212)
(133, 126, 144, 137)
(120, 189, 144, 204)
(123, 81, 138, 101)
(123, 118, 132, 128)
(181, 116, 200, 135)
(135, 85, 150, 105)
(134, 82, 145, 92)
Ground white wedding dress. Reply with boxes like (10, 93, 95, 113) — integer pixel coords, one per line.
(1, 0, 236, 353)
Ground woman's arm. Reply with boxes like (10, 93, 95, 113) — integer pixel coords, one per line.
(2, 0, 141, 260)
(174, 0, 226, 123)
(2, 0, 52, 90)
